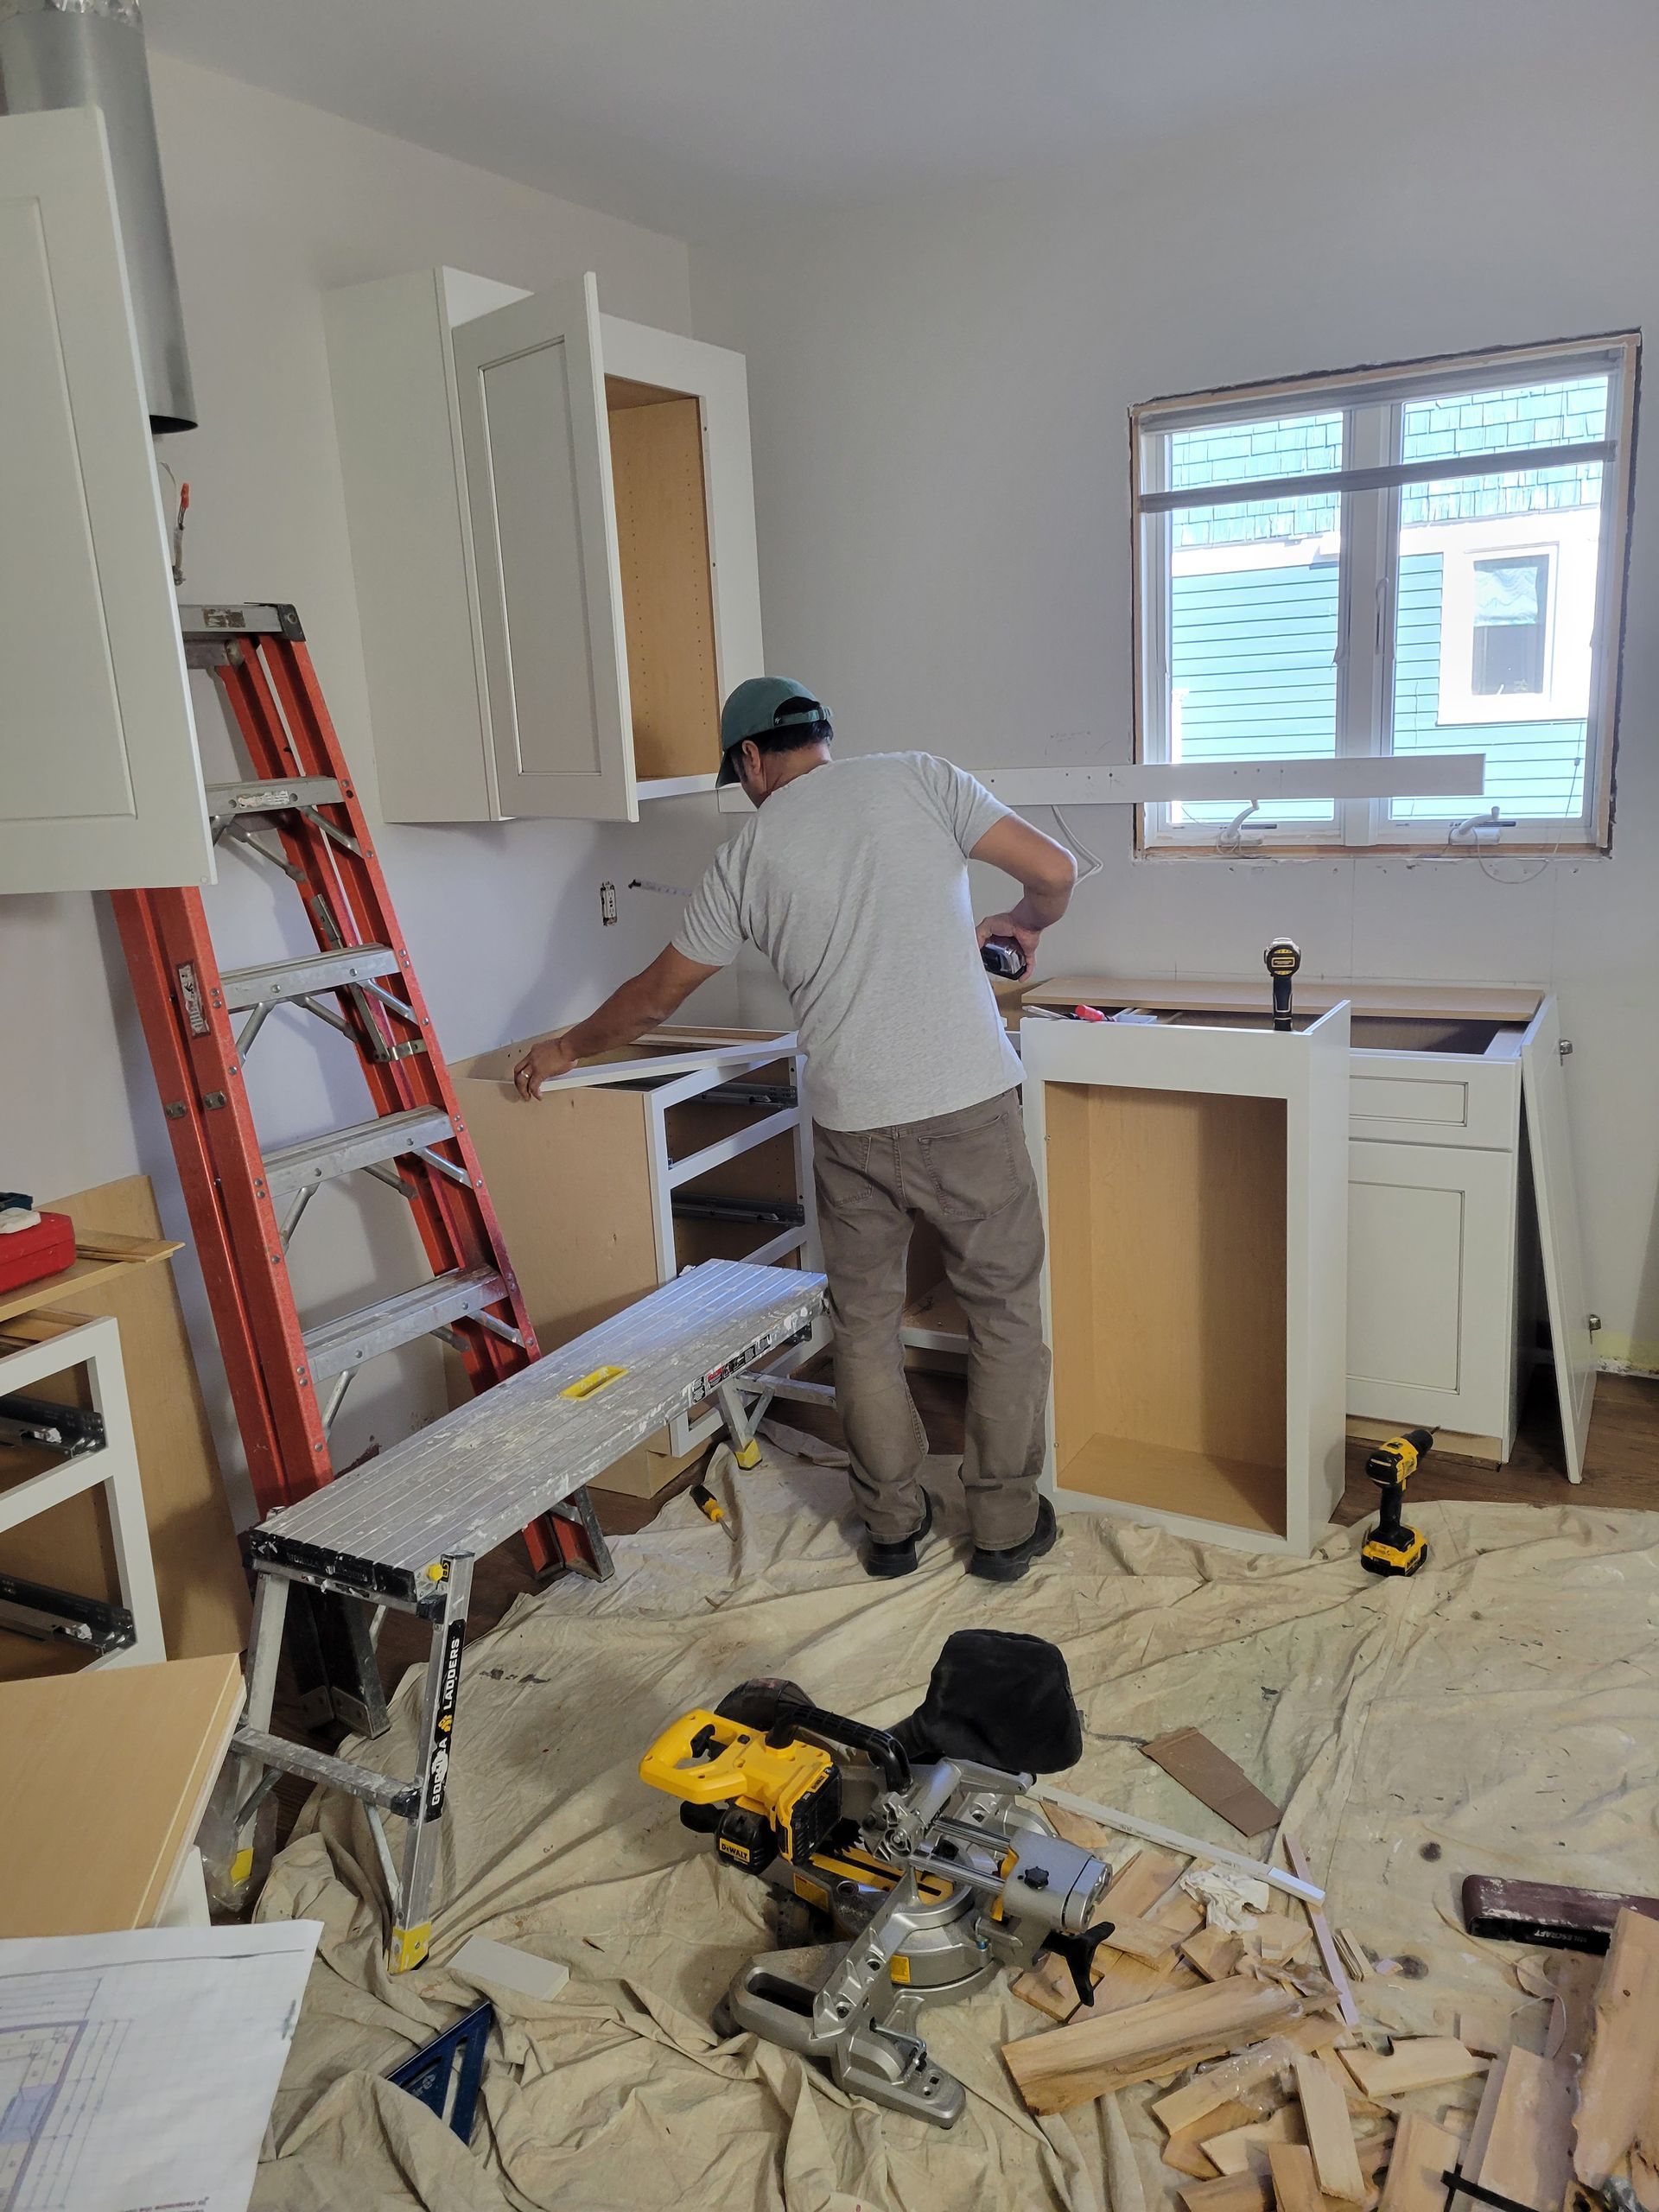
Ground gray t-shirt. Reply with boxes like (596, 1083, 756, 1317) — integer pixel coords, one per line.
(673, 753, 1023, 1132)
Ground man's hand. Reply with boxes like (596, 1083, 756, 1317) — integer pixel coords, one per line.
(513, 1033, 579, 1098)
(977, 912, 1044, 971)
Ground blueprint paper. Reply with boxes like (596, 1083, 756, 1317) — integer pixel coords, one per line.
(0, 1921, 321, 2212)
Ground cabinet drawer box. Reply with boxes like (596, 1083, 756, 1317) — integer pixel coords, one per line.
(1348, 1053, 1520, 1150)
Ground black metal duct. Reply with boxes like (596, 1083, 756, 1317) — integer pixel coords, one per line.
(0, 0, 196, 432)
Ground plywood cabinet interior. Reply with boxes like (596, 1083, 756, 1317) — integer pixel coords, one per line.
(324, 266, 762, 823)
(1022, 1007, 1351, 1554)
(0, 109, 210, 893)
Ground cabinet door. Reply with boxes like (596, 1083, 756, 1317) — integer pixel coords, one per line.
(0, 110, 210, 893)
(1347, 1140, 1516, 1439)
(451, 273, 637, 822)
(1521, 999, 1596, 1483)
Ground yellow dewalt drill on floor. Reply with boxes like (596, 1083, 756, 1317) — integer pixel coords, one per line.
(1361, 1427, 1433, 1575)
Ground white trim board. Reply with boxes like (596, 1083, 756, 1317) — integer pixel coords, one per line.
(717, 751, 1487, 817)
(978, 754, 1486, 806)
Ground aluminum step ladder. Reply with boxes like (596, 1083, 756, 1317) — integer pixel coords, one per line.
(226, 1259, 827, 1972)
(110, 603, 609, 1733)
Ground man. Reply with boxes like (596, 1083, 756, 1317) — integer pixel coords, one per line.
(513, 677, 1077, 1581)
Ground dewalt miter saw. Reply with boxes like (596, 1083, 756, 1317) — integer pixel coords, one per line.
(639, 1630, 1115, 2126)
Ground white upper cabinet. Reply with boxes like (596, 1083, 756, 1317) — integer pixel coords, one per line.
(0, 110, 211, 894)
(324, 266, 763, 823)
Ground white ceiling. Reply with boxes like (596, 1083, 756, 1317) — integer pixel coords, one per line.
(143, 1, 1654, 242)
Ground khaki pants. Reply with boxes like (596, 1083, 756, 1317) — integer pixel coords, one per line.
(811, 1088, 1050, 1551)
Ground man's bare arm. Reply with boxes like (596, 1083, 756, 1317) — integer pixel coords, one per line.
(513, 944, 721, 1097)
(969, 815, 1078, 967)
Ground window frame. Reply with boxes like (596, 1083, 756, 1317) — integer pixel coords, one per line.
(1130, 334, 1639, 858)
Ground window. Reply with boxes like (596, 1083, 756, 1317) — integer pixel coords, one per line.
(1471, 556, 1548, 695)
(1132, 336, 1637, 853)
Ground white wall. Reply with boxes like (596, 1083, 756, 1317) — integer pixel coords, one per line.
(691, 55, 1659, 1374)
(0, 56, 737, 1508)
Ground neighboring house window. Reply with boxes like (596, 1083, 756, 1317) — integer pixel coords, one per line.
(1132, 335, 1638, 853)
(1471, 556, 1548, 695)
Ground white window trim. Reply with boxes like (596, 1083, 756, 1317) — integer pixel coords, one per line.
(1130, 334, 1639, 857)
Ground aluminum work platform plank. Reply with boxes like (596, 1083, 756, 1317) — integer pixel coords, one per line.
(250, 1260, 826, 1600)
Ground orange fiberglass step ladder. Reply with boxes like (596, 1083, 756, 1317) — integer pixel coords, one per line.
(111, 602, 612, 1732)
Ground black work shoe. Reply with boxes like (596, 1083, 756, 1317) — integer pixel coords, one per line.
(864, 1491, 934, 1579)
(968, 1496, 1059, 1582)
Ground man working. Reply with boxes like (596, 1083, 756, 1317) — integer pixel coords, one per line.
(513, 678, 1077, 1581)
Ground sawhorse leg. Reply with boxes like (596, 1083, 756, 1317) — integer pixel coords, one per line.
(207, 1568, 290, 1905)
(390, 1553, 474, 1973)
(715, 1378, 764, 1469)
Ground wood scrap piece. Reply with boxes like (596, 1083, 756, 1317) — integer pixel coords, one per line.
(1451, 2057, 1508, 2212)
(1357, 2130, 1396, 2212)
(1380, 2113, 1467, 2212)
(1340, 2039, 1485, 2099)
(1294, 2050, 1367, 2202)
(1461, 1872, 1659, 1955)
(1185, 1926, 1246, 1982)
(1166, 2100, 1263, 2179)
(1177, 2173, 1271, 2212)
(1100, 1913, 1183, 1965)
(1573, 1907, 1659, 2207)
(1478, 2048, 1575, 2212)
(1152, 2018, 1344, 2136)
(1334, 1929, 1370, 1981)
(1268, 2142, 1328, 2212)
(1254, 1910, 1315, 1967)
(1012, 1844, 1186, 2019)
(1284, 1834, 1359, 2027)
(1002, 1976, 1302, 2116)
(1322, 2051, 1387, 2122)
(1142, 1728, 1282, 1838)
(1071, 1893, 1205, 2020)
(1203, 2106, 1305, 2176)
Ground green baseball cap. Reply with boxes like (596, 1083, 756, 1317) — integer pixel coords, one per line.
(717, 676, 830, 785)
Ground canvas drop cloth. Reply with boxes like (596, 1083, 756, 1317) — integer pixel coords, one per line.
(251, 1443, 1659, 2212)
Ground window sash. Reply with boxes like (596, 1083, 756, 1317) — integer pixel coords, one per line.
(1133, 335, 1637, 854)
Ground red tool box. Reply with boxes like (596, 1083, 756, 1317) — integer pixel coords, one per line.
(0, 1211, 76, 1298)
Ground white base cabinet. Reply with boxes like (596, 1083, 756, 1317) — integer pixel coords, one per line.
(324, 268, 762, 823)
(1002, 979, 1594, 1476)
(1021, 1005, 1351, 1557)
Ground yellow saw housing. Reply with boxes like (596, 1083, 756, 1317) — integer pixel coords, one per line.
(641, 1710, 839, 1865)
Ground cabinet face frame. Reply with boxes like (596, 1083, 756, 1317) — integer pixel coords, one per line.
(0, 109, 210, 893)
(1021, 1005, 1351, 1555)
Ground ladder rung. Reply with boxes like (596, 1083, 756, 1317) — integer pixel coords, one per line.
(302, 1268, 504, 1383)
(232, 1725, 418, 1817)
(220, 944, 402, 1011)
(264, 1107, 455, 1202)
(207, 777, 343, 826)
